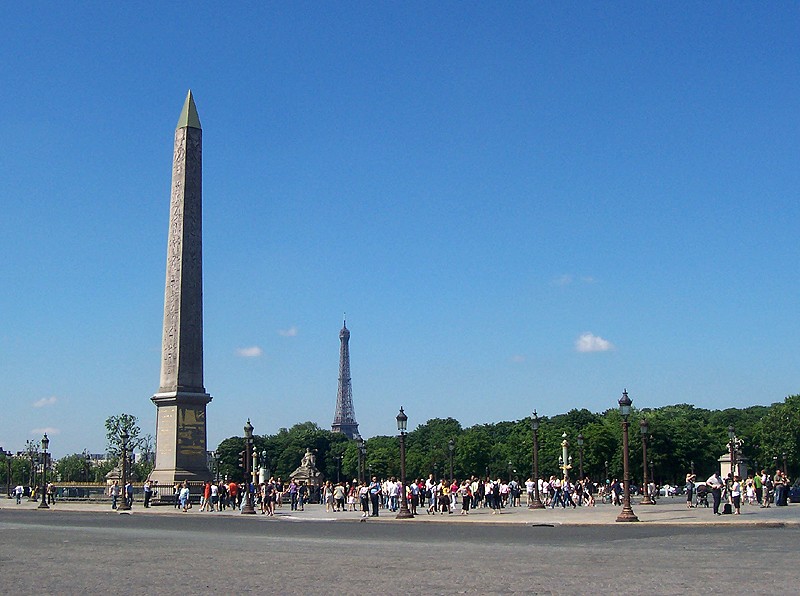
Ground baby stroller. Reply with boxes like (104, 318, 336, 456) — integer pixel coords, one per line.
(695, 484, 709, 508)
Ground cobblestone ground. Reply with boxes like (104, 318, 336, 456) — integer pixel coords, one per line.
(1, 507, 797, 594)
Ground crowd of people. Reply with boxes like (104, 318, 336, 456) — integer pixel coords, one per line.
(306, 474, 606, 517)
(686, 468, 794, 515)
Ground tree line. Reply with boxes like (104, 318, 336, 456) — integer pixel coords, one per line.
(2, 395, 795, 489)
(214, 394, 798, 486)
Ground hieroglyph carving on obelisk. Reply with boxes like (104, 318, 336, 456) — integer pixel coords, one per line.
(149, 91, 212, 485)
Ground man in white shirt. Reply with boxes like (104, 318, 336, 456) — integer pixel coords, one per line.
(706, 472, 724, 515)
(525, 478, 535, 506)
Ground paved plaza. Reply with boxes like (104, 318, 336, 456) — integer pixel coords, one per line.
(1, 498, 797, 594)
(3, 494, 798, 525)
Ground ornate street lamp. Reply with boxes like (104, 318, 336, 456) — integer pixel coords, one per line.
(396, 407, 413, 519)
(358, 438, 367, 482)
(782, 452, 788, 475)
(37, 434, 50, 509)
(529, 410, 544, 509)
(241, 419, 256, 514)
(639, 418, 653, 505)
(260, 450, 269, 483)
(577, 433, 585, 480)
(727, 425, 736, 480)
(560, 433, 571, 481)
(448, 439, 455, 483)
(117, 430, 130, 511)
(2, 449, 12, 498)
(210, 451, 219, 483)
(358, 438, 365, 484)
(85, 452, 92, 483)
(616, 390, 639, 522)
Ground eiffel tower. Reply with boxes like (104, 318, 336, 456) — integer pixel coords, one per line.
(331, 319, 360, 440)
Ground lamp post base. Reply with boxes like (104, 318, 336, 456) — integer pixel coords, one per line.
(528, 497, 545, 509)
(640, 495, 654, 505)
(396, 504, 414, 519)
(37, 499, 49, 509)
(241, 498, 257, 515)
(616, 505, 639, 522)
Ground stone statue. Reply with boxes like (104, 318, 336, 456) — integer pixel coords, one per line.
(301, 448, 316, 469)
(290, 448, 323, 489)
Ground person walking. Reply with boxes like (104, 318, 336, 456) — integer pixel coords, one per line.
(707, 471, 724, 515)
(359, 481, 370, 518)
(109, 480, 120, 510)
(730, 475, 742, 514)
(685, 473, 696, 508)
(179, 483, 190, 512)
(760, 470, 772, 508)
(460, 480, 472, 515)
(143, 480, 152, 508)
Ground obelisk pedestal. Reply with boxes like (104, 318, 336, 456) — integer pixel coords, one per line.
(149, 91, 212, 485)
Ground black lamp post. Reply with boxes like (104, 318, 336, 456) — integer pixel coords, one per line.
(616, 390, 639, 522)
(335, 455, 343, 483)
(640, 418, 653, 505)
(241, 419, 256, 514)
(727, 425, 736, 481)
(529, 410, 544, 509)
(358, 438, 365, 484)
(117, 430, 130, 511)
(604, 460, 609, 483)
(37, 434, 50, 509)
(210, 451, 219, 483)
(577, 433, 585, 480)
(396, 407, 413, 519)
(782, 452, 788, 475)
(448, 439, 455, 483)
(3, 450, 11, 498)
(84, 452, 92, 483)
(690, 460, 695, 475)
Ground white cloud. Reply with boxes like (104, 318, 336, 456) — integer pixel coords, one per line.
(552, 274, 573, 286)
(236, 346, 263, 358)
(575, 333, 614, 353)
(33, 396, 57, 408)
(31, 427, 60, 436)
(552, 274, 598, 287)
(278, 326, 298, 337)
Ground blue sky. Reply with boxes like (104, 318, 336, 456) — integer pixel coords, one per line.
(1, 3, 799, 457)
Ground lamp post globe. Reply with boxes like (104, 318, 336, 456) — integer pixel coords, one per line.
(616, 390, 639, 522)
(395, 407, 413, 519)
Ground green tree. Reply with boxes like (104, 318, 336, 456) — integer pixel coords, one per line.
(104, 413, 143, 457)
(55, 453, 92, 482)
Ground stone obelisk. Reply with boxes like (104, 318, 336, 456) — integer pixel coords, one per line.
(149, 91, 212, 485)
